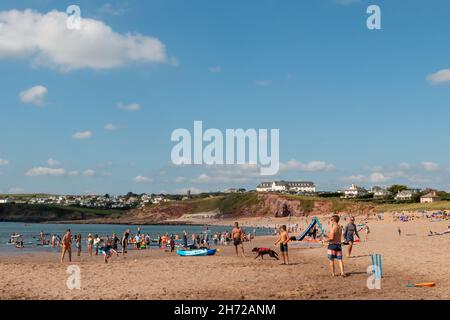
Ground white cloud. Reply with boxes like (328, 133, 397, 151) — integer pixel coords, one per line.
(0, 9, 171, 71)
(209, 66, 222, 73)
(98, 3, 126, 16)
(117, 103, 141, 112)
(133, 175, 152, 183)
(427, 69, 450, 85)
(399, 162, 412, 171)
(255, 80, 272, 87)
(0, 158, 9, 166)
(194, 173, 211, 183)
(104, 123, 125, 131)
(422, 161, 440, 172)
(175, 176, 186, 183)
(19, 85, 47, 105)
(26, 167, 65, 176)
(72, 131, 92, 140)
(280, 160, 335, 172)
(47, 158, 61, 166)
(83, 169, 95, 177)
(68, 170, 79, 177)
(8, 187, 25, 194)
(368, 172, 391, 183)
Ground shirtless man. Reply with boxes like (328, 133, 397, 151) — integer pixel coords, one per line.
(232, 222, 245, 257)
(121, 229, 130, 255)
(325, 215, 345, 277)
(274, 225, 290, 265)
(60, 229, 72, 263)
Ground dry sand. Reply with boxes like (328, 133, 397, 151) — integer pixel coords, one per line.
(1, 218, 449, 300)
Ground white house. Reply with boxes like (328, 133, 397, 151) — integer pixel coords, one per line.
(0, 198, 10, 204)
(395, 189, 419, 201)
(344, 184, 368, 198)
(370, 186, 391, 198)
(256, 181, 316, 193)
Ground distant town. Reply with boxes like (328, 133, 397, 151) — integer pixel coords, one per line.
(0, 180, 448, 209)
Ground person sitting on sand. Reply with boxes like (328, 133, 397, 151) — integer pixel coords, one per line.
(274, 225, 290, 265)
(232, 222, 245, 257)
(60, 229, 72, 263)
(325, 215, 346, 277)
(343, 216, 360, 258)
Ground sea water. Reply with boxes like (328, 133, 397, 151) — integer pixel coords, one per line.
(0, 222, 272, 255)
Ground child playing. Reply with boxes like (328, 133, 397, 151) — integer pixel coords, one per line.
(274, 225, 290, 265)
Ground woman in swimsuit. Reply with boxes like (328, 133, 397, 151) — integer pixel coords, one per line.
(76, 234, 82, 257)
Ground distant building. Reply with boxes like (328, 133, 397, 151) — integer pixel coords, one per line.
(370, 186, 391, 198)
(344, 184, 368, 198)
(0, 198, 10, 204)
(395, 189, 419, 201)
(256, 181, 316, 194)
(420, 191, 441, 203)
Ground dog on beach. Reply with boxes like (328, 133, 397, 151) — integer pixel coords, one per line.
(252, 247, 279, 260)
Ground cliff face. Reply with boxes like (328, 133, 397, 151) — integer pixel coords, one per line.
(0, 194, 375, 224)
(129, 193, 375, 223)
(0, 204, 124, 223)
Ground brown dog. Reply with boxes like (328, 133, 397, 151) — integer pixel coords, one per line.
(252, 247, 279, 260)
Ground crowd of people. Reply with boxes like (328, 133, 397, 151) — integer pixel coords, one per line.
(26, 225, 258, 264)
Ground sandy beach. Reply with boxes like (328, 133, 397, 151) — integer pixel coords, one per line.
(1, 216, 449, 300)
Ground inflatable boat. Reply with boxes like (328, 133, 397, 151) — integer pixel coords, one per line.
(177, 248, 217, 256)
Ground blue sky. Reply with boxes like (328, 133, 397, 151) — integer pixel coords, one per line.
(1, 0, 450, 195)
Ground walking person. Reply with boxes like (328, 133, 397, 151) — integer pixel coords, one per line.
(343, 216, 360, 258)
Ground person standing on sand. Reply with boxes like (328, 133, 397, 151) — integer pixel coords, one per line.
(325, 215, 346, 277)
(344, 216, 360, 258)
(60, 229, 72, 263)
(364, 224, 370, 242)
(398, 227, 401, 236)
(75, 234, 82, 257)
(121, 229, 130, 255)
(274, 225, 290, 265)
(87, 234, 94, 256)
(232, 222, 245, 257)
(183, 231, 188, 248)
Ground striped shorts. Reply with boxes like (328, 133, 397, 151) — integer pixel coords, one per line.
(327, 243, 343, 260)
